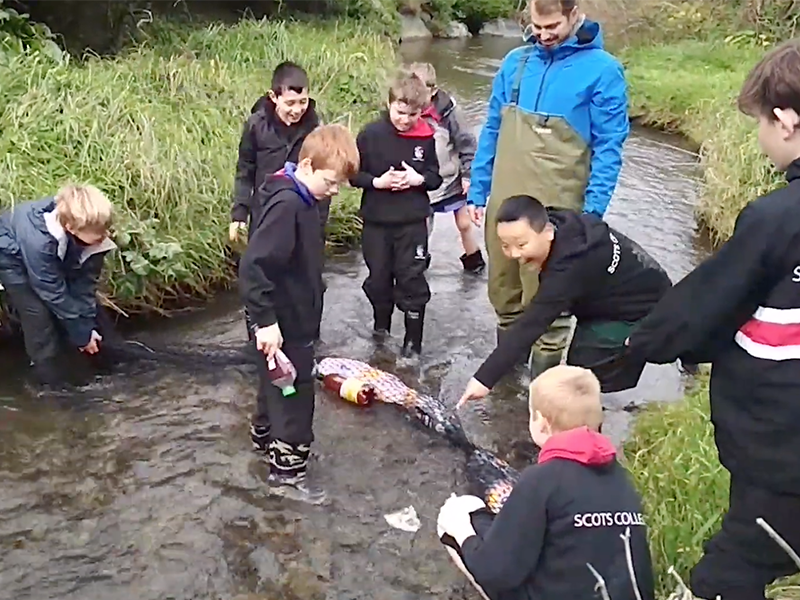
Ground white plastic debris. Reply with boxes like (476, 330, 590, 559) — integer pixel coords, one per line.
(384, 505, 421, 533)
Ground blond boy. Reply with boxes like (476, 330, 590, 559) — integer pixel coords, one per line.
(240, 124, 359, 505)
(0, 184, 116, 385)
(437, 366, 655, 600)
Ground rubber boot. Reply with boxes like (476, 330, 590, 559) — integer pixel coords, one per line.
(372, 304, 393, 343)
(401, 308, 425, 358)
(250, 421, 270, 455)
(460, 250, 486, 275)
(267, 439, 326, 505)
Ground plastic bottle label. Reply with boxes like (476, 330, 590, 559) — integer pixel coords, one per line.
(340, 377, 364, 404)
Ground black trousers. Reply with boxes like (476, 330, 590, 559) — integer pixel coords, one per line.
(1, 279, 62, 368)
(690, 477, 800, 600)
(361, 220, 431, 315)
(253, 340, 316, 446)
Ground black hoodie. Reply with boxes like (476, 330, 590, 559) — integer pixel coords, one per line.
(626, 160, 800, 495)
(474, 209, 671, 390)
(451, 427, 655, 600)
(238, 169, 324, 344)
(350, 112, 442, 225)
(231, 95, 320, 225)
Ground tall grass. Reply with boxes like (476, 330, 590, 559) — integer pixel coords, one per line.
(624, 376, 800, 599)
(0, 18, 395, 314)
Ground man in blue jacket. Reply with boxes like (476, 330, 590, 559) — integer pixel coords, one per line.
(467, 0, 630, 377)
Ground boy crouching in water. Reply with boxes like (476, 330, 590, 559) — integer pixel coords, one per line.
(0, 184, 116, 386)
(437, 365, 655, 600)
(239, 124, 359, 505)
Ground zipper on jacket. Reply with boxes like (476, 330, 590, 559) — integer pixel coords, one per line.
(533, 55, 554, 112)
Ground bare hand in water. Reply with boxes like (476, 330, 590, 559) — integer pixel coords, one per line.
(457, 377, 490, 409)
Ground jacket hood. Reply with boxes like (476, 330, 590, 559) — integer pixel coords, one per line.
(269, 161, 316, 207)
(525, 17, 604, 61)
(541, 208, 596, 271)
(538, 426, 616, 466)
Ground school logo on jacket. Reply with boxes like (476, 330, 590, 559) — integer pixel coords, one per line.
(414, 146, 424, 161)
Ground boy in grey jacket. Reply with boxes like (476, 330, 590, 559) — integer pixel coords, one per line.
(411, 63, 485, 274)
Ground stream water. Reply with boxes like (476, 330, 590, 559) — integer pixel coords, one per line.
(0, 35, 707, 600)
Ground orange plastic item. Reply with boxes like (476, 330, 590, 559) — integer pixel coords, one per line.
(321, 373, 376, 406)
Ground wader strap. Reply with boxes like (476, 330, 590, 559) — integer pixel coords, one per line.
(510, 47, 534, 106)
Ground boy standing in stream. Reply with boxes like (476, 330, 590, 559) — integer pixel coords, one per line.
(626, 39, 800, 600)
(239, 124, 359, 505)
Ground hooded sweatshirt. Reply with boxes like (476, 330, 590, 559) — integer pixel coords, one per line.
(350, 112, 443, 225)
(231, 95, 320, 224)
(238, 162, 324, 343)
(458, 427, 655, 600)
(474, 209, 671, 390)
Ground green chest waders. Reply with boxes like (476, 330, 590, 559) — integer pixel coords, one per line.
(483, 46, 591, 369)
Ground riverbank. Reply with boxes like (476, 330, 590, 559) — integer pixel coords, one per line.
(0, 17, 394, 314)
(618, 39, 781, 246)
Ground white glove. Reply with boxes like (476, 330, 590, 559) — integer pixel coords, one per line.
(437, 493, 486, 543)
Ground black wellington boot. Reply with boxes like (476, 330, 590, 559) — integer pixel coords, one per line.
(267, 439, 327, 505)
(401, 308, 425, 359)
(372, 304, 394, 343)
(250, 420, 270, 455)
(460, 249, 486, 275)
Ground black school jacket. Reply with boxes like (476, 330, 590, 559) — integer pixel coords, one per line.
(456, 427, 655, 600)
(238, 167, 324, 344)
(627, 159, 800, 495)
(231, 96, 320, 225)
(350, 112, 442, 225)
(474, 209, 671, 390)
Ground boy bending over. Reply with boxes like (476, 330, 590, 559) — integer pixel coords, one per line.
(239, 124, 359, 505)
(437, 365, 655, 600)
(626, 39, 800, 600)
(0, 184, 116, 385)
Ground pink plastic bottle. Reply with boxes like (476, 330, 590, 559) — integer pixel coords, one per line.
(266, 349, 298, 397)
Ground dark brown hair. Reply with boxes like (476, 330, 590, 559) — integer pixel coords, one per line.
(387, 71, 429, 111)
(531, 0, 577, 15)
(738, 39, 800, 119)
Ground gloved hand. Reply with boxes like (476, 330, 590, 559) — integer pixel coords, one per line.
(437, 493, 486, 545)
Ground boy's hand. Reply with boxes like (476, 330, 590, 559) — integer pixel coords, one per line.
(461, 178, 470, 195)
(467, 205, 484, 227)
(400, 161, 424, 187)
(456, 377, 490, 409)
(373, 167, 397, 190)
(229, 221, 247, 243)
(437, 494, 484, 545)
(80, 330, 103, 355)
(255, 324, 283, 360)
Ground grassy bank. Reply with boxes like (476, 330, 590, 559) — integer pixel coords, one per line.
(0, 17, 394, 314)
(617, 37, 782, 246)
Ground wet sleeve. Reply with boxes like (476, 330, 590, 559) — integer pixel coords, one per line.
(68, 251, 106, 321)
(627, 202, 773, 364)
(446, 100, 477, 178)
(18, 237, 95, 347)
(583, 60, 630, 218)
(466, 54, 510, 207)
(238, 195, 297, 329)
(460, 467, 548, 593)
(350, 129, 375, 189)
(231, 120, 257, 223)
(422, 137, 443, 191)
(473, 257, 585, 388)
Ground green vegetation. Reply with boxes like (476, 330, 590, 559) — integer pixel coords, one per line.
(0, 17, 394, 314)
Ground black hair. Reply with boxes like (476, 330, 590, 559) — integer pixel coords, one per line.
(495, 195, 549, 231)
(271, 61, 309, 95)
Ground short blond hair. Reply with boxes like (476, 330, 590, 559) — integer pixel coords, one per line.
(408, 62, 436, 87)
(388, 71, 429, 111)
(529, 365, 602, 433)
(298, 123, 360, 180)
(55, 184, 113, 232)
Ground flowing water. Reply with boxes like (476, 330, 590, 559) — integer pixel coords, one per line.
(0, 35, 708, 600)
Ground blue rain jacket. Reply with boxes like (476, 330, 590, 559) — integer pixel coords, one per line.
(467, 19, 630, 217)
(0, 198, 116, 347)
